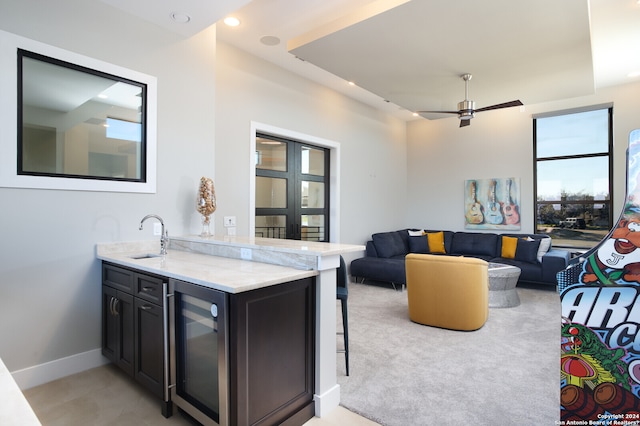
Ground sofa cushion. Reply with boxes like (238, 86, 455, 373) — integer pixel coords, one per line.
(491, 258, 543, 282)
(424, 230, 455, 253)
(351, 256, 406, 284)
(372, 231, 407, 258)
(427, 231, 446, 254)
(501, 236, 518, 258)
(515, 238, 541, 263)
(408, 235, 430, 253)
(451, 232, 498, 257)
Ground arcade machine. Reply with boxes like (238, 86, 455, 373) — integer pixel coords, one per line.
(558, 129, 640, 423)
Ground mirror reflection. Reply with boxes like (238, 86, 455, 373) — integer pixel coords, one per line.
(18, 49, 147, 181)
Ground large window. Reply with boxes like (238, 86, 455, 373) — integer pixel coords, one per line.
(534, 105, 613, 249)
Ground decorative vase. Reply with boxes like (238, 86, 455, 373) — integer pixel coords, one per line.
(200, 212, 212, 237)
(196, 177, 216, 237)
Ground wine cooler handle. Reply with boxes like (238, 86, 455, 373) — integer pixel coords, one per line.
(163, 282, 173, 403)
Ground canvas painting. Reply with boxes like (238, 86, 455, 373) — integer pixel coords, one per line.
(464, 178, 521, 230)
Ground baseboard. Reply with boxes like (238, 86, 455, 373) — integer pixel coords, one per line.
(314, 383, 341, 417)
(11, 348, 110, 390)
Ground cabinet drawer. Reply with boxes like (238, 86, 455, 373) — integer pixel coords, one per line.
(135, 273, 165, 305)
(103, 263, 133, 293)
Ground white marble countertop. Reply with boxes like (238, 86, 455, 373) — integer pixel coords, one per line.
(97, 237, 364, 293)
(0, 357, 41, 425)
(173, 235, 364, 256)
(97, 241, 318, 293)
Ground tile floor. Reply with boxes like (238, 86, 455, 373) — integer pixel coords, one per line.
(22, 364, 377, 426)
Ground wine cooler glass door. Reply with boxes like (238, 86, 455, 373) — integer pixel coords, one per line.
(170, 279, 227, 426)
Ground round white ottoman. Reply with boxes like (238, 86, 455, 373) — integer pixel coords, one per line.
(488, 263, 521, 308)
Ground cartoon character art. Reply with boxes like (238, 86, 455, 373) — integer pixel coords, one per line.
(561, 321, 631, 390)
(581, 218, 640, 285)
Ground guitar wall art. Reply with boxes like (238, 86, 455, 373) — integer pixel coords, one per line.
(464, 178, 521, 230)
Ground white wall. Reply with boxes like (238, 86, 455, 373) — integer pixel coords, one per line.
(0, 0, 216, 378)
(214, 42, 408, 247)
(406, 82, 640, 232)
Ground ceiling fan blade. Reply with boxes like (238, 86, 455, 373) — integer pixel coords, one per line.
(416, 110, 460, 115)
(475, 100, 523, 112)
(460, 119, 471, 127)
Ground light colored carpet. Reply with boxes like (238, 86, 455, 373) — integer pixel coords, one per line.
(336, 281, 560, 425)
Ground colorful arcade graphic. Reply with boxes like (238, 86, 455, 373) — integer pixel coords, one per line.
(558, 129, 640, 424)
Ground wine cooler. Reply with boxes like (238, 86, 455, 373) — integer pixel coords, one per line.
(167, 279, 228, 426)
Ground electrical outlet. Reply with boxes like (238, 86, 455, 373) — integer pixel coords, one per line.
(153, 222, 162, 236)
(223, 216, 236, 227)
(240, 248, 252, 260)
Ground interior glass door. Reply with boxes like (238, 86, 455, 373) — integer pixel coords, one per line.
(255, 134, 329, 241)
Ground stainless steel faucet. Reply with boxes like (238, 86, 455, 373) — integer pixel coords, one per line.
(139, 214, 168, 255)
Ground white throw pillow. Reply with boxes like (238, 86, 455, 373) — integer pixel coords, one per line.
(408, 229, 425, 236)
(536, 237, 552, 262)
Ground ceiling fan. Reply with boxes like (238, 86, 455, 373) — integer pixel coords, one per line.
(417, 74, 523, 127)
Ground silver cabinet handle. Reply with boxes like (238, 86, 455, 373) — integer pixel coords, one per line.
(142, 286, 154, 292)
(162, 282, 171, 403)
(109, 296, 116, 316)
(140, 304, 152, 310)
(113, 298, 119, 316)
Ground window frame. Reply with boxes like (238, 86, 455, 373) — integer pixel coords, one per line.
(0, 30, 157, 193)
(533, 104, 614, 249)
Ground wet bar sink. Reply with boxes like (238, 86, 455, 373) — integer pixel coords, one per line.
(129, 253, 162, 260)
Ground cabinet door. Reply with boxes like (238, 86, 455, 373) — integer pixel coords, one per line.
(116, 291, 134, 376)
(102, 285, 118, 363)
(229, 277, 315, 425)
(134, 297, 164, 397)
(102, 285, 134, 376)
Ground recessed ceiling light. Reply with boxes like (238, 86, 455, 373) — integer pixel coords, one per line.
(347, 81, 356, 86)
(224, 16, 240, 27)
(170, 12, 191, 23)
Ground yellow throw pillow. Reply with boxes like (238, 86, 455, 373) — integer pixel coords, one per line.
(501, 236, 518, 259)
(427, 231, 446, 254)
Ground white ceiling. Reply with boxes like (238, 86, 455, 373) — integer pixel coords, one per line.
(99, 0, 640, 121)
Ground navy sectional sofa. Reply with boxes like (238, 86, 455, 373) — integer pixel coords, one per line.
(350, 229, 570, 288)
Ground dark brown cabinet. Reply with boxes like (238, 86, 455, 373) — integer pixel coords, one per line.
(229, 277, 315, 425)
(102, 263, 169, 415)
(102, 261, 315, 425)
